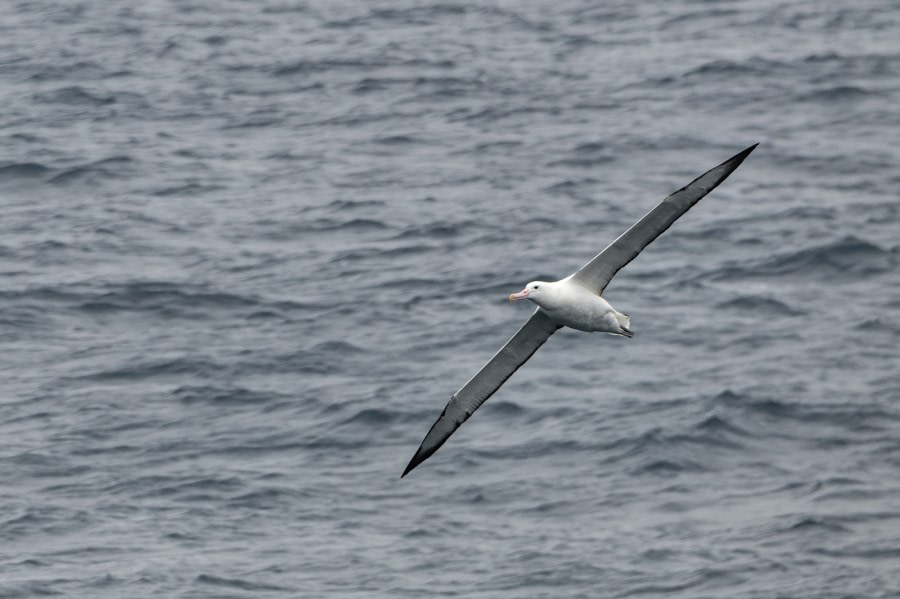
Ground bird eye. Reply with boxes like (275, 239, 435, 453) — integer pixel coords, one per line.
(534, 285, 540, 289)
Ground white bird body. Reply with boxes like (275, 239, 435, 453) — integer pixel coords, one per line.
(510, 278, 632, 336)
(402, 144, 758, 477)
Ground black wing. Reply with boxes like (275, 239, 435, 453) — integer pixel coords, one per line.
(570, 144, 757, 293)
(402, 309, 561, 477)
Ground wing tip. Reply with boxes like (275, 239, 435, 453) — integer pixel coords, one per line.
(401, 447, 429, 478)
(730, 142, 759, 164)
(701, 142, 758, 187)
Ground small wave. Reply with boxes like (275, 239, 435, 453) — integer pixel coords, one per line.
(796, 85, 876, 102)
(261, 3, 309, 14)
(323, 198, 386, 211)
(80, 357, 228, 381)
(203, 34, 228, 46)
(173, 385, 280, 406)
(341, 407, 399, 426)
(764, 236, 894, 277)
(717, 393, 900, 433)
(151, 182, 226, 197)
(682, 57, 787, 78)
(462, 140, 523, 154)
(856, 317, 900, 334)
(573, 141, 609, 153)
(720, 204, 838, 225)
(372, 134, 421, 145)
(370, 276, 441, 291)
(329, 243, 437, 264)
(352, 77, 399, 94)
(521, 216, 562, 230)
(324, 5, 469, 29)
(716, 295, 804, 316)
(392, 222, 464, 239)
(27, 61, 105, 82)
(621, 568, 740, 596)
(194, 574, 292, 592)
(493, 438, 587, 461)
(547, 155, 614, 168)
(712, 236, 895, 280)
(270, 299, 333, 313)
(803, 52, 843, 63)
(662, 8, 739, 27)
(0, 162, 51, 180)
(449, 105, 561, 124)
(0, 286, 84, 304)
(0, 505, 89, 541)
(301, 217, 389, 233)
(811, 546, 900, 560)
(34, 86, 116, 106)
(13, 558, 49, 568)
(263, 349, 344, 375)
(76, 282, 263, 318)
(222, 116, 285, 129)
(633, 458, 707, 475)
(599, 409, 752, 470)
(602, 428, 668, 455)
(785, 516, 849, 533)
(228, 486, 302, 509)
(272, 58, 386, 77)
(8, 132, 45, 143)
(714, 394, 794, 419)
(482, 400, 526, 416)
(313, 339, 366, 354)
(124, 475, 245, 500)
(542, 177, 599, 197)
(639, 548, 677, 561)
(49, 156, 135, 185)
(694, 414, 752, 438)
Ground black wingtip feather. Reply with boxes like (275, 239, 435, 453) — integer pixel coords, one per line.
(710, 143, 758, 176)
(401, 447, 430, 478)
(671, 143, 759, 201)
(733, 143, 759, 162)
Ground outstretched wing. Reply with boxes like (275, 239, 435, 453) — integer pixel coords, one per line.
(402, 309, 561, 477)
(570, 144, 758, 294)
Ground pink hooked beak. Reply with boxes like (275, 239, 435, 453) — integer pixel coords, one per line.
(508, 288, 529, 302)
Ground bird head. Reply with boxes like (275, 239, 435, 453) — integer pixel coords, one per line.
(508, 281, 548, 304)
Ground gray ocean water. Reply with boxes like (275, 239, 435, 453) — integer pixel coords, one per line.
(1, 1, 899, 597)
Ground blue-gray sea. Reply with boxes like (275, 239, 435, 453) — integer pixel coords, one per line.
(1, 1, 899, 597)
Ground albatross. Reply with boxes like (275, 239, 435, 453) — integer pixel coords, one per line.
(402, 144, 758, 477)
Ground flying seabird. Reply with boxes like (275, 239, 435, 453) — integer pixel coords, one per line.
(402, 144, 758, 477)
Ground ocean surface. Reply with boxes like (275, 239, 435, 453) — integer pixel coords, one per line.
(1, 1, 898, 597)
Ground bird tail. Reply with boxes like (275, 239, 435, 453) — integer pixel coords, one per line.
(617, 313, 633, 338)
